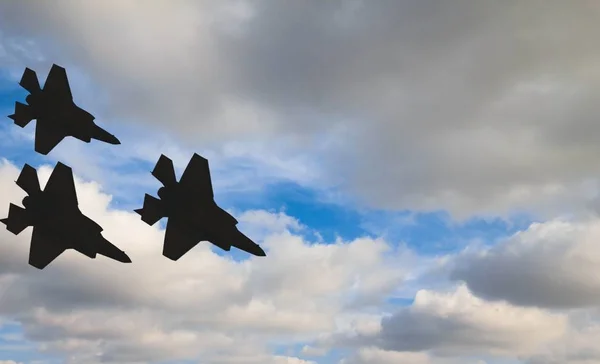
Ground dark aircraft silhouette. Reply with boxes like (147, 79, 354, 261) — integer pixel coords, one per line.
(135, 153, 267, 260)
(8, 64, 120, 155)
(0, 162, 132, 269)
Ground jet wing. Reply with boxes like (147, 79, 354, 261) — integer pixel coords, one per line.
(28, 226, 68, 269)
(179, 153, 214, 202)
(44, 162, 78, 207)
(34, 118, 67, 155)
(162, 215, 207, 261)
(42, 64, 73, 101)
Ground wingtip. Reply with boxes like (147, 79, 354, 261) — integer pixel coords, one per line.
(0, 218, 7, 226)
(134, 208, 143, 216)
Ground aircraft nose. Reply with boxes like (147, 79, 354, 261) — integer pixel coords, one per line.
(92, 126, 121, 145)
(252, 244, 267, 257)
(106, 134, 121, 145)
(117, 250, 132, 263)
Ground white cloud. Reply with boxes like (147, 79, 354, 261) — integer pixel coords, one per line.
(2, 158, 600, 363)
(0, 159, 412, 363)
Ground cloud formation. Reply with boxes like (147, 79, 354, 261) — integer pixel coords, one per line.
(3, 2, 600, 363)
(0, 159, 410, 363)
(323, 284, 567, 360)
(2, 1, 600, 217)
(451, 219, 600, 309)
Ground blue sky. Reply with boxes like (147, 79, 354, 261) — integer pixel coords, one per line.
(3, 2, 600, 364)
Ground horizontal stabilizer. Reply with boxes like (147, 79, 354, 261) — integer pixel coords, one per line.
(135, 194, 165, 226)
(8, 102, 34, 127)
(16, 164, 41, 195)
(152, 155, 177, 187)
(19, 68, 41, 94)
(1, 203, 31, 235)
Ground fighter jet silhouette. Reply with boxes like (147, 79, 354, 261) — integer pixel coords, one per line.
(7, 64, 120, 155)
(135, 153, 267, 260)
(0, 162, 132, 270)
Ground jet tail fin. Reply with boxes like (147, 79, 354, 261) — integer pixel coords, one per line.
(152, 155, 177, 187)
(135, 194, 165, 226)
(19, 68, 41, 94)
(16, 164, 41, 195)
(1, 203, 31, 235)
(8, 102, 34, 128)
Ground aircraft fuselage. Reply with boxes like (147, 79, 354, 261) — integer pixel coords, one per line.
(22, 192, 102, 257)
(157, 185, 247, 250)
(158, 186, 236, 227)
(27, 93, 118, 144)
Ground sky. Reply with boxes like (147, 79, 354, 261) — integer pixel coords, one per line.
(1, 1, 600, 363)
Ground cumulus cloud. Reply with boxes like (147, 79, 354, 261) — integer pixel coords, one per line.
(328, 284, 567, 358)
(0, 159, 412, 363)
(2, 1, 600, 217)
(450, 218, 600, 309)
(522, 313, 600, 364)
(339, 347, 481, 364)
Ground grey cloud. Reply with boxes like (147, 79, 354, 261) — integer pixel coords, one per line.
(450, 219, 600, 309)
(330, 285, 566, 357)
(523, 316, 600, 364)
(2, 1, 600, 217)
(339, 347, 483, 364)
